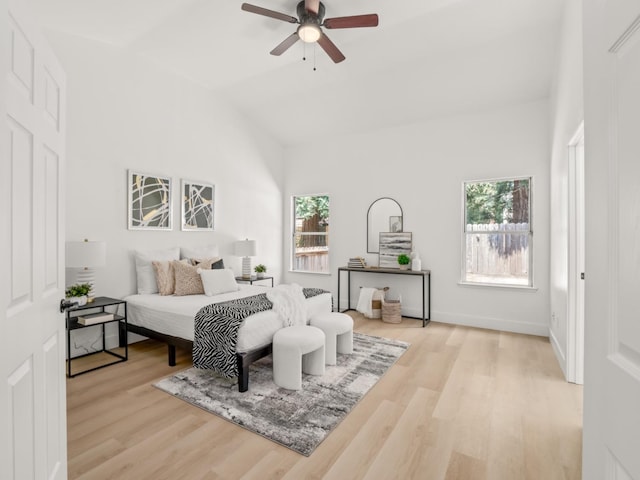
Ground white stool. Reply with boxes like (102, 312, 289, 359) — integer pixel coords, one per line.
(310, 312, 354, 365)
(272, 326, 325, 390)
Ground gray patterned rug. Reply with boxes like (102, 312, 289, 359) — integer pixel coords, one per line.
(154, 332, 408, 456)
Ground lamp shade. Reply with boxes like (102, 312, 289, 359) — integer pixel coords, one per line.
(234, 239, 256, 257)
(66, 240, 107, 268)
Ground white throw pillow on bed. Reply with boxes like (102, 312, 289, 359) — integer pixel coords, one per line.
(135, 247, 180, 294)
(180, 245, 219, 261)
(198, 268, 239, 296)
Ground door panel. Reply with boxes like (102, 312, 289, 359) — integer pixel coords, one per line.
(8, 116, 33, 306)
(583, 0, 640, 478)
(616, 33, 640, 359)
(1, 1, 67, 478)
(8, 359, 35, 480)
(44, 147, 60, 291)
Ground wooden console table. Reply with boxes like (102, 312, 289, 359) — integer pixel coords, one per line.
(337, 266, 431, 327)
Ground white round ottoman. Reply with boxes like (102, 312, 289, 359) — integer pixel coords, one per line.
(310, 312, 354, 365)
(272, 326, 325, 390)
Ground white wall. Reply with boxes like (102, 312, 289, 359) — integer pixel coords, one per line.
(46, 32, 285, 349)
(548, 0, 584, 378)
(46, 32, 285, 300)
(284, 100, 551, 336)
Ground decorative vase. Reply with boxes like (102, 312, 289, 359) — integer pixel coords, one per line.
(411, 258, 422, 271)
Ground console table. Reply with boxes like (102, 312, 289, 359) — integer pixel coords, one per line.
(337, 267, 431, 327)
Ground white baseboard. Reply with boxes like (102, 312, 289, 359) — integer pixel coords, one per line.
(347, 297, 548, 337)
(426, 310, 549, 337)
(549, 328, 568, 380)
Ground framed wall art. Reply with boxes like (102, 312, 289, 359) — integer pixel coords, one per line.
(181, 179, 215, 231)
(379, 232, 412, 268)
(128, 170, 173, 230)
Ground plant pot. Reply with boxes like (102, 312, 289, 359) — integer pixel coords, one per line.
(398, 265, 409, 270)
(67, 295, 87, 307)
(256, 272, 265, 279)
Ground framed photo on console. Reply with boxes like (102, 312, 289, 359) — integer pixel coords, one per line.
(379, 232, 412, 268)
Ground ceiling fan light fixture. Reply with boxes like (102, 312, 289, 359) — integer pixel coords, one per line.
(297, 24, 321, 43)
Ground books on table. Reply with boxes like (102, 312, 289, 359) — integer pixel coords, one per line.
(77, 312, 115, 325)
(347, 257, 367, 268)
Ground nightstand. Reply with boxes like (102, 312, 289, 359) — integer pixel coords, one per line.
(235, 275, 274, 287)
(65, 296, 128, 377)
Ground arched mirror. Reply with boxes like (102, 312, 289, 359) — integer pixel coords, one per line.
(367, 197, 403, 253)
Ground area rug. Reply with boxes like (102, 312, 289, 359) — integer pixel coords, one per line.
(153, 332, 408, 456)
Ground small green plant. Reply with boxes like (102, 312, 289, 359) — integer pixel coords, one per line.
(397, 254, 411, 266)
(254, 264, 267, 273)
(65, 283, 91, 298)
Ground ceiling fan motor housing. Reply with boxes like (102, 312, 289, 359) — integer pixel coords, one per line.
(297, 0, 325, 24)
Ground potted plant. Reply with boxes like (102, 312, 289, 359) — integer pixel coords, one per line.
(397, 254, 411, 270)
(65, 283, 91, 306)
(254, 264, 267, 279)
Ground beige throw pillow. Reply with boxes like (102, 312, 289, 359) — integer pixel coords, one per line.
(152, 259, 188, 296)
(173, 259, 214, 296)
(152, 260, 174, 296)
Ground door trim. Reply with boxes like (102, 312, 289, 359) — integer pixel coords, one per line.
(567, 121, 585, 385)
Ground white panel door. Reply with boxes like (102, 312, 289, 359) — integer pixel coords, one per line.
(0, 1, 67, 479)
(583, 0, 640, 478)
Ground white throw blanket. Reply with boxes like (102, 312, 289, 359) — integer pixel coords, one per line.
(356, 287, 376, 318)
(267, 283, 308, 327)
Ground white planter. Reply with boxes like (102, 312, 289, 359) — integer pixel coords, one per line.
(67, 295, 87, 307)
(256, 272, 265, 279)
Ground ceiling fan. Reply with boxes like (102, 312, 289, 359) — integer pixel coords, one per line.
(241, 0, 379, 63)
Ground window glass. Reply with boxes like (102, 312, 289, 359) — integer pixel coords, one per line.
(292, 195, 329, 273)
(463, 178, 532, 286)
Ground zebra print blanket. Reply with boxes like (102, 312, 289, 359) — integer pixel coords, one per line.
(192, 288, 327, 379)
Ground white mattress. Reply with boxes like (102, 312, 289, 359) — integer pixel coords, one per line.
(124, 285, 332, 352)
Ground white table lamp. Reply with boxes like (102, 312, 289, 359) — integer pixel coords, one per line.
(66, 239, 106, 302)
(234, 239, 256, 279)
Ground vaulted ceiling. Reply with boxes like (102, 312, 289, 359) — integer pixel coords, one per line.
(28, 0, 565, 146)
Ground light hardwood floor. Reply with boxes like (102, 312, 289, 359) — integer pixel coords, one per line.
(66, 314, 583, 479)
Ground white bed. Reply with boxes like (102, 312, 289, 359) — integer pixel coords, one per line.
(121, 285, 333, 391)
(124, 285, 332, 352)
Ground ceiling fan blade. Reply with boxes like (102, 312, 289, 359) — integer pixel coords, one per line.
(317, 32, 345, 63)
(270, 33, 300, 56)
(305, 0, 320, 15)
(324, 14, 379, 29)
(241, 3, 298, 23)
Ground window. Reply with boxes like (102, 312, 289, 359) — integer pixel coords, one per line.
(292, 195, 329, 273)
(462, 177, 532, 287)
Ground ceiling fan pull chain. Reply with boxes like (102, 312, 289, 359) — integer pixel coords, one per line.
(303, 41, 307, 61)
(313, 43, 317, 71)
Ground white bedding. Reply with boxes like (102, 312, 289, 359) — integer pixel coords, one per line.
(124, 285, 332, 352)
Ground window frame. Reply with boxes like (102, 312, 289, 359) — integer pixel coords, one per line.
(291, 193, 330, 274)
(460, 176, 534, 288)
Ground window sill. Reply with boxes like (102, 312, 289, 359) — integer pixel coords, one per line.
(458, 281, 538, 292)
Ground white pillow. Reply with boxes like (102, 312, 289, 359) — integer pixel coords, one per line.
(180, 245, 219, 261)
(198, 268, 239, 296)
(135, 247, 180, 294)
